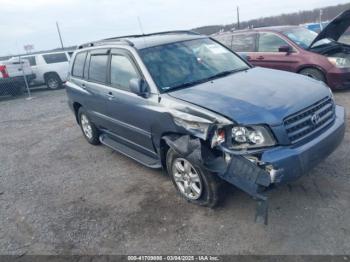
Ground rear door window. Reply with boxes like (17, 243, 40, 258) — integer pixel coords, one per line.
(110, 55, 139, 91)
(42, 53, 68, 64)
(72, 52, 87, 78)
(258, 33, 289, 52)
(88, 55, 108, 83)
(231, 33, 256, 52)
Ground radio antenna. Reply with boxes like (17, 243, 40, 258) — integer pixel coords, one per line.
(137, 16, 145, 35)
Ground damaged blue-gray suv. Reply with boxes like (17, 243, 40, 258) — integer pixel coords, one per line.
(66, 31, 345, 223)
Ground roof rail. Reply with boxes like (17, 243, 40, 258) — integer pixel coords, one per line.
(104, 30, 200, 41)
(77, 30, 201, 49)
(77, 38, 134, 49)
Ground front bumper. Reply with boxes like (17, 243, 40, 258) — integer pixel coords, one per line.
(327, 68, 350, 90)
(223, 105, 345, 185)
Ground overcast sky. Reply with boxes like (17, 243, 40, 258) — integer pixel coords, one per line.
(0, 0, 349, 56)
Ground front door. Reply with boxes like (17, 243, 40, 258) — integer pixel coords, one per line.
(103, 49, 157, 157)
(250, 32, 299, 72)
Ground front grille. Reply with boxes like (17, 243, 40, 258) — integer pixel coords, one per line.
(284, 97, 335, 144)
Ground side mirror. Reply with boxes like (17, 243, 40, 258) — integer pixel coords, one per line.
(278, 45, 293, 53)
(129, 78, 149, 97)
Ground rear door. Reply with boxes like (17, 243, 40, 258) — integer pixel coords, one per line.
(82, 49, 113, 129)
(252, 32, 299, 71)
(231, 33, 257, 62)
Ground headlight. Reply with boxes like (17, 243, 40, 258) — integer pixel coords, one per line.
(328, 57, 350, 68)
(231, 125, 276, 149)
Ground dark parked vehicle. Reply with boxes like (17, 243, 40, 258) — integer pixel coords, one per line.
(66, 31, 345, 222)
(214, 10, 350, 90)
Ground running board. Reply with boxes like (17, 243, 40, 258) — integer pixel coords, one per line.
(99, 134, 162, 169)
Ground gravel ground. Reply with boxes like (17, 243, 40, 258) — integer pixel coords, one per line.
(0, 88, 349, 255)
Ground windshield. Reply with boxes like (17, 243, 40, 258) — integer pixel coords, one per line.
(139, 38, 250, 92)
(282, 27, 332, 49)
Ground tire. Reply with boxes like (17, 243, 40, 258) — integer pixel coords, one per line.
(45, 73, 62, 90)
(11, 83, 25, 97)
(78, 107, 100, 145)
(299, 68, 326, 83)
(166, 148, 222, 207)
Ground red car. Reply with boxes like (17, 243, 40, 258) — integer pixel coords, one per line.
(213, 10, 350, 90)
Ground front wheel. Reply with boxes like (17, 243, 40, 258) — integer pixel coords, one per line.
(166, 148, 222, 207)
(299, 68, 326, 83)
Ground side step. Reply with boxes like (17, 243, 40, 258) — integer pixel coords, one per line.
(99, 134, 162, 169)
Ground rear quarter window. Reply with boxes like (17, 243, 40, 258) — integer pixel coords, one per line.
(72, 52, 87, 78)
(231, 33, 256, 52)
(42, 53, 68, 64)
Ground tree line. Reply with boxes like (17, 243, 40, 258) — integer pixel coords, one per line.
(193, 2, 350, 35)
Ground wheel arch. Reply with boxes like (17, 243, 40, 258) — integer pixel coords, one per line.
(43, 71, 61, 81)
(296, 65, 327, 78)
(159, 132, 183, 171)
(73, 102, 82, 124)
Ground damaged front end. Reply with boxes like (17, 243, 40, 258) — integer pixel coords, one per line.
(163, 113, 278, 224)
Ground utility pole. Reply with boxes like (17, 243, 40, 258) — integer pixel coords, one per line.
(56, 21, 64, 49)
(236, 6, 240, 30)
(319, 9, 323, 30)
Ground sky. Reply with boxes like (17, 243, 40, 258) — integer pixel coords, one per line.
(0, 0, 349, 56)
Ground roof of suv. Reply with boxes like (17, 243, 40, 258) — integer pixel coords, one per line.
(78, 31, 206, 50)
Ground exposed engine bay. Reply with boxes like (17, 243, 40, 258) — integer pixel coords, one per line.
(311, 42, 350, 68)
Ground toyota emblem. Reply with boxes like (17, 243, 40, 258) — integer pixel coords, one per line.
(311, 113, 321, 126)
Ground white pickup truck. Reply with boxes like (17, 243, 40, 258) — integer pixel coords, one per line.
(0, 58, 35, 96)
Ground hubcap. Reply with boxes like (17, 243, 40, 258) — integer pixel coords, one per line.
(48, 78, 59, 89)
(81, 114, 93, 139)
(172, 158, 202, 200)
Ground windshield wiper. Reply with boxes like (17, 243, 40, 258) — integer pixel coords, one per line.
(167, 67, 249, 92)
(208, 67, 249, 80)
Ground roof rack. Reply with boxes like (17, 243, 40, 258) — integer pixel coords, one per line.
(104, 30, 200, 41)
(78, 30, 200, 49)
(77, 38, 134, 49)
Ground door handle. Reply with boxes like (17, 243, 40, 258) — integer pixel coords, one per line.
(257, 56, 264, 60)
(107, 92, 115, 100)
(81, 83, 86, 89)
(246, 56, 251, 60)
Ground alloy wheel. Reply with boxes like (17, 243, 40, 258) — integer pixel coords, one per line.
(81, 114, 93, 139)
(172, 158, 202, 200)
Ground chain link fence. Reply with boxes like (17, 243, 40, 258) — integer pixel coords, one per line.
(0, 56, 33, 100)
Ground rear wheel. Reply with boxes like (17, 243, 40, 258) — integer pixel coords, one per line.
(78, 107, 100, 145)
(11, 83, 25, 97)
(166, 148, 222, 207)
(299, 68, 326, 83)
(45, 73, 62, 90)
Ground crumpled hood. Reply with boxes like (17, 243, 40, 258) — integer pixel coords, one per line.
(167, 67, 330, 126)
(310, 9, 350, 47)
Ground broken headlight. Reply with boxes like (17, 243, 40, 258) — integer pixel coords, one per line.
(328, 57, 350, 68)
(231, 125, 276, 149)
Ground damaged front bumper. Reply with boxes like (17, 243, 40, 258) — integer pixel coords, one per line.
(163, 106, 345, 224)
(219, 105, 345, 187)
